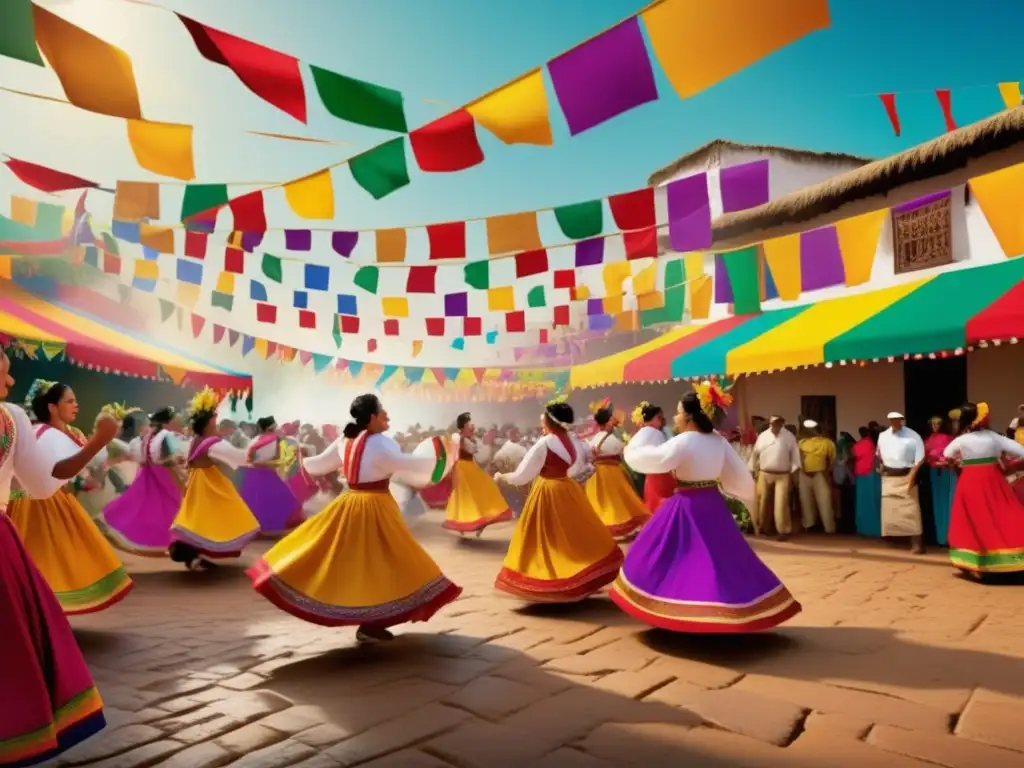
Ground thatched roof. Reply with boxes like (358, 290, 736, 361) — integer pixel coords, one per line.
(709, 107, 1024, 248)
(647, 139, 871, 187)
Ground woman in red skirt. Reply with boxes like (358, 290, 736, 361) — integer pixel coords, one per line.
(943, 402, 1024, 577)
(624, 402, 675, 515)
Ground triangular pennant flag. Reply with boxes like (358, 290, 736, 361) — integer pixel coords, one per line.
(158, 298, 175, 323)
(228, 329, 240, 347)
(312, 353, 332, 373)
(190, 313, 206, 338)
(212, 324, 225, 344)
(241, 335, 255, 357)
(348, 360, 364, 379)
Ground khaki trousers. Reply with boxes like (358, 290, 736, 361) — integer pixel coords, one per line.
(755, 471, 792, 535)
(799, 471, 835, 533)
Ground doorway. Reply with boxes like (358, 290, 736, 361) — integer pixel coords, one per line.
(800, 395, 837, 439)
(903, 355, 967, 545)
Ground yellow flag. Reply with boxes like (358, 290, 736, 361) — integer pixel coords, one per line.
(602, 261, 631, 297)
(375, 228, 407, 262)
(999, 82, 1021, 109)
(215, 272, 235, 294)
(632, 260, 658, 295)
(0, 255, 12, 280)
(690, 275, 713, 319)
(133, 260, 159, 280)
(835, 209, 887, 286)
(467, 69, 553, 146)
(126, 120, 195, 181)
(284, 169, 335, 220)
(487, 286, 515, 311)
(683, 252, 705, 280)
(139, 223, 176, 254)
(254, 338, 269, 359)
(614, 311, 638, 332)
(381, 296, 409, 317)
(411, 340, 423, 358)
(33, 5, 143, 119)
(10, 196, 35, 226)
(761, 234, 802, 300)
(485, 211, 544, 255)
(637, 290, 665, 311)
(176, 282, 200, 308)
(642, 0, 830, 99)
(40, 342, 65, 360)
(970, 161, 1024, 258)
(603, 295, 624, 315)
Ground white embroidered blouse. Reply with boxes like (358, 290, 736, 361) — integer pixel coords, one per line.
(0, 404, 75, 505)
(302, 432, 440, 487)
(499, 432, 588, 486)
(943, 430, 1024, 461)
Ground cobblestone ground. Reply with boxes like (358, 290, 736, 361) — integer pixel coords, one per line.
(49, 510, 1024, 767)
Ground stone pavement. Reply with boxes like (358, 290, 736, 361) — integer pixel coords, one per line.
(50, 510, 1024, 767)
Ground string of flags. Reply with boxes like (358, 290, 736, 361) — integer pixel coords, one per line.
(879, 83, 1022, 137)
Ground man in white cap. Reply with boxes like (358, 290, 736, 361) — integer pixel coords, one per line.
(798, 419, 837, 533)
(876, 411, 926, 554)
(749, 415, 800, 539)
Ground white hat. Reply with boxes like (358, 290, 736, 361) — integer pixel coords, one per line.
(803, 419, 818, 429)
(887, 411, 904, 420)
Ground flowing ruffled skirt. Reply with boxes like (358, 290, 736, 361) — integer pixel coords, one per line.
(443, 459, 512, 533)
(643, 472, 676, 515)
(103, 464, 182, 557)
(419, 475, 453, 510)
(948, 462, 1024, 573)
(240, 467, 303, 537)
(584, 462, 649, 539)
(169, 467, 260, 558)
(496, 477, 623, 602)
(0, 514, 106, 766)
(248, 488, 462, 627)
(8, 492, 133, 615)
(610, 486, 801, 633)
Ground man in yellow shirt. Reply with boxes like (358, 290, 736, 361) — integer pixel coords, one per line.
(798, 420, 837, 533)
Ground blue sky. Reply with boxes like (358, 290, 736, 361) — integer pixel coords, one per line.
(2, 0, 1021, 234)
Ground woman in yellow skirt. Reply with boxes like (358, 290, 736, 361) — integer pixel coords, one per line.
(8, 380, 133, 615)
(494, 397, 623, 602)
(248, 393, 462, 642)
(169, 388, 260, 570)
(444, 411, 513, 536)
(585, 400, 649, 540)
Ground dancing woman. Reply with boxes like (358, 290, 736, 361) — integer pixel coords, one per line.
(444, 412, 513, 536)
(169, 389, 260, 570)
(625, 402, 675, 515)
(7, 381, 133, 615)
(584, 400, 649, 540)
(248, 394, 462, 641)
(239, 416, 303, 537)
(943, 402, 1024, 576)
(610, 384, 802, 633)
(494, 397, 623, 602)
(0, 352, 119, 766)
(103, 407, 186, 557)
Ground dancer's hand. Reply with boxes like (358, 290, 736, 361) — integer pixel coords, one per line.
(493, 472, 503, 483)
(92, 413, 119, 446)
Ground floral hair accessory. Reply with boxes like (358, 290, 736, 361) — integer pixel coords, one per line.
(692, 379, 734, 421)
(189, 387, 221, 416)
(101, 402, 142, 421)
(631, 401, 649, 427)
(948, 408, 961, 421)
(544, 393, 572, 429)
(971, 402, 990, 429)
(24, 379, 57, 406)
(589, 397, 611, 415)
(547, 393, 568, 408)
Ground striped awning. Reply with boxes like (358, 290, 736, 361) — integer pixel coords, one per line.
(570, 257, 1024, 387)
(0, 282, 250, 390)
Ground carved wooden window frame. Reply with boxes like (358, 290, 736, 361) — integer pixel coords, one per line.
(891, 194, 953, 275)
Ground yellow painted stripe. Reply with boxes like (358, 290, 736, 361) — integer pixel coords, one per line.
(0, 309, 65, 343)
(0, 282, 223, 374)
(726, 279, 931, 375)
(570, 326, 701, 389)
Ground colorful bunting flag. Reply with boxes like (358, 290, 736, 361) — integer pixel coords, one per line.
(717, 247, 761, 314)
(113, 181, 160, 221)
(180, 184, 228, 229)
(721, 159, 771, 214)
(935, 89, 957, 132)
(261, 253, 283, 282)
(382, 297, 409, 318)
(349, 137, 410, 199)
(353, 266, 379, 294)
(409, 110, 484, 172)
(799, 226, 846, 291)
(467, 69, 553, 146)
(608, 187, 655, 230)
(332, 231, 359, 258)
(485, 211, 543, 255)
(3, 158, 97, 193)
(285, 229, 312, 251)
(126, 119, 195, 180)
(463, 260, 490, 290)
(309, 65, 407, 132)
(406, 266, 436, 294)
(879, 93, 901, 137)
(547, 17, 657, 136)
(184, 230, 208, 260)
(515, 249, 548, 278)
(284, 170, 335, 220)
(554, 200, 603, 239)
(574, 238, 604, 267)
(177, 14, 306, 122)
(375, 228, 406, 263)
(1, 0, 44, 66)
(998, 82, 1021, 110)
(666, 172, 712, 251)
(230, 190, 267, 233)
(427, 222, 466, 260)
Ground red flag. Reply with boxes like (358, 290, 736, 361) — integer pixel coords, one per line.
(185, 230, 208, 260)
(298, 309, 316, 329)
(177, 14, 306, 122)
(608, 187, 655, 230)
(463, 317, 482, 336)
(553, 305, 570, 326)
(410, 110, 484, 172)
(191, 313, 206, 338)
(426, 221, 466, 259)
(256, 303, 277, 324)
(229, 190, 267, 232)
(935, 89, 957, 133)
(553, 269, 576, 289)
(384, 319, 400, 336)
(406, 266, 437, 293)
(623, 227, 658, 260)
(505, 311, 526, 333)
(879, 93, 901, 136)
(426, 318, 446, 336)
(4, 157, 98, 193)
(212, 324, 225, 344)
(515, 249, 548, 278)
(367, 338, 378, 353)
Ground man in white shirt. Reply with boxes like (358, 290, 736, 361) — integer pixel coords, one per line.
(876, 411, 926, 554)
(749, 415, 800, 540)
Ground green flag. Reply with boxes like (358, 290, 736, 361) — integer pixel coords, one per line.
(527, 285, 546, 308)
(180, 184, 228, 224)
(261, 253, 283, 282)
(463, 260, 490, 290)
(211, 292, 234, 311)
(310, 65, 407, 133)
(332, 314, 342, 347)
(721, 246, 761, 315)
(353, 266, 380, 294)
(0, 0, 44, 66)
(349, 138, 410, 200)
(554, 200, 603, 239)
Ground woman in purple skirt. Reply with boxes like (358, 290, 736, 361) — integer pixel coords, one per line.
(613, 383, 801, 633)
(239, 416, 302, 536)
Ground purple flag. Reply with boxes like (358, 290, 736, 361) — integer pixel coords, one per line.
(892, 189, 950, 214)
(720, 159, 770, 213)
(332, 230, 359, 257)
(574, 238, 604, 267)
(586, 298, 604, 316)
(444, 292, 468, 317)
(228, 329, 239, 347)
(547, 18, 658, 137)
(799, 226, 846, 292)
(666, 172, 712, 251)
(285, 229, 312, 251)
(587, 313, 614, 331)
(241, 231, 264, 252)
(714, 253, 733, 303)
